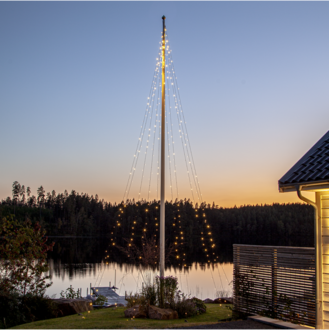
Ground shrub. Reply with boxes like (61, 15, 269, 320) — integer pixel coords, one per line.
(0, 216, 54, 296)
(124, 277, 207, 319)
(0, 289, 58, 328)
(170, 295, 206, 318)
(135, 276, 178, 308)
(156, 275, 178, 308)
(173, 293, 198, 318)
(20, 294, 58, 322)
(60, 286, 80, 299)
(94, 295, 107, 306)
(125, 292, 147, 309)
(0, 288, 25, 328)
(141, 282, 157, 306)
(0, 215, 56, 328)
(189, 297, 207, 315)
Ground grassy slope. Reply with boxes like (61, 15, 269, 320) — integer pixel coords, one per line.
(11, 304, 233, 329)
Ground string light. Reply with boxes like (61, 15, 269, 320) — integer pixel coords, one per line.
(115, 25, 220, 270)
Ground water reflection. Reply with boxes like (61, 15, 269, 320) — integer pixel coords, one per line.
(46, 237, 233, 300)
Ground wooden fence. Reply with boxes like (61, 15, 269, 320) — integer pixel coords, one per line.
(233, 244, 315, 327)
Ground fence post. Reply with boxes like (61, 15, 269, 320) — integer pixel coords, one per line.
(272, 248, 277, 318)
(233, 245, 240, 312)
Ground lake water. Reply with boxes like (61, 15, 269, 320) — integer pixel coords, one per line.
(45, 238, 233, 300)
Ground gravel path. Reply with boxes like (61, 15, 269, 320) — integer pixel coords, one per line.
(174, 319, 277, 329)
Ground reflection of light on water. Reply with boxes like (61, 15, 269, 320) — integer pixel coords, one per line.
(46, 261, 233, 300)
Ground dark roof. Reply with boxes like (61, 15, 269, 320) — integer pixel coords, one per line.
(279, 131, 329, 192)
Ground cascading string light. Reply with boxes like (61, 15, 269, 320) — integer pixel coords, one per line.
(166, 36, 202, 203)
(123, 44, 162, 202)
(167, 69, 179, 201)
(156, 97, 161, 200)
(166, 40, 203, 202)
(144, 67, 161, 201)
(138, 58, 161, 201)
(147, 74, 161, 200)
(165, 61, 174, 202)
(196, 206, 219, 264)
(165, 35, 197, 204)
(165, 45, 179, 201)
(119, 27, 219, 270)
(108, 203, 126, 257)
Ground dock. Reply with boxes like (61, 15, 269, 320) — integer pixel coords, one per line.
(92, 287, 127, 306)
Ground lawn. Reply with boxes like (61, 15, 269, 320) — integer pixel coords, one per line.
(11, 304, 233, 329)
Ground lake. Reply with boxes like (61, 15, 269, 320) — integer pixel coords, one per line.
(45, 237, 233, 300)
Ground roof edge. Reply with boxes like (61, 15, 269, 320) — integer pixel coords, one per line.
(279, 180, 329, 193)
(278, 130, 329, 190)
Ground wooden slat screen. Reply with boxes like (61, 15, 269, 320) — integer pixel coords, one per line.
(233, 244, 315, 327)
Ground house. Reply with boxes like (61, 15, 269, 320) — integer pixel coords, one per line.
(279, 130, 329, 329)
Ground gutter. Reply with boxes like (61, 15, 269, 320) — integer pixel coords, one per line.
(296, 185, 322, 329)
(296, 185, 317, 208)
(280, 181, 329, 193)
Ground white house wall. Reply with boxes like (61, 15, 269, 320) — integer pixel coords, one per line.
(319, 192, 329, 328)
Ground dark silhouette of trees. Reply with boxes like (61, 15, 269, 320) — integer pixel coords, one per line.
(1, 182, 314, 265)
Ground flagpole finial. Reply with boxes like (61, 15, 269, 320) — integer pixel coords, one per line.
(162, 15, 166, 20)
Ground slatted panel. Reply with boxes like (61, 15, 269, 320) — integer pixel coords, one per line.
(233, 244, 315, 327)
(322, 194, 329, 323)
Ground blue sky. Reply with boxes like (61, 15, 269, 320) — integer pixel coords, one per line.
(1, 2, 329, 207)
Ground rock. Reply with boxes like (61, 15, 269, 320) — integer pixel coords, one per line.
(124, 305, 147, 318)
(213, 297, 232, 304)
(52, 298, 93, 317)
(148, 305, 178, 320)
(203, 298, 214, 303)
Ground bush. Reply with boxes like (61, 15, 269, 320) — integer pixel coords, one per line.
(0, 289, 58, 328)
(20, 294, 58, 322)
(125, 292, 147, 309)
(0, 215, 54, 296)
(125, 277, 207, 319)
(171, 295, 206, 318)
(0, 216, 56, 328)
(0, 288, 25, 328)
(173, 293, 198, 318)
(141, 282, 157, 306)
(155, 275, 178, 308)
(94, 295, 107, 306)
(60, 286, 80, 299)
(189, 297, 207, 315)
(139, 275, 178, 308)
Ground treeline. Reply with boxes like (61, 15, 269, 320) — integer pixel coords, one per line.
(0, 182, 314, 261)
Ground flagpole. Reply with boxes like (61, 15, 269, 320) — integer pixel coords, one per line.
(160, 15, 166, 278)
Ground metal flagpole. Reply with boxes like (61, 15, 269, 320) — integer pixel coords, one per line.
(160, 15, 166, 278)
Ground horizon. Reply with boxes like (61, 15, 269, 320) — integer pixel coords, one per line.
(1, 180, 313, 209)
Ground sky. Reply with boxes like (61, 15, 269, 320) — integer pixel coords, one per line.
(1, 1, 329, 208)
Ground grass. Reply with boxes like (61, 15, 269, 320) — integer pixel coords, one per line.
(11, 304, 233, 329)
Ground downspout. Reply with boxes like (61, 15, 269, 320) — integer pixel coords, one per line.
(296, 185, 322, 329)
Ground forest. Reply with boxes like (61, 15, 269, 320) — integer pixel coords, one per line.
(0, 181, 314, 265)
